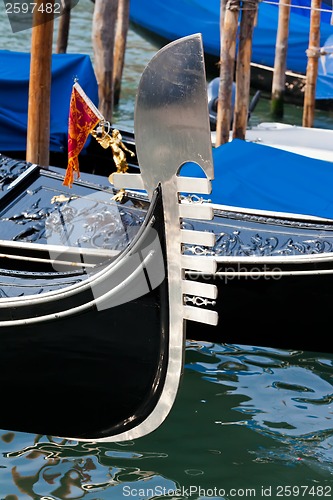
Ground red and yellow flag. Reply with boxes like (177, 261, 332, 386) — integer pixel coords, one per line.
(63, 82, 104, 188)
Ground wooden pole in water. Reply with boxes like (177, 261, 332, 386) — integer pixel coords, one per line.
(113, 0, 130, 105)
(92, 0, 118, 121)
(302, 0, 321, 127)
(271, 0, 291, 118)
(232, 0, 258, 140)
(56, 0, 72, 53)
(215, 0, 240, 147)
(26, 0, 54, 167)
(220, 0, 228, 28)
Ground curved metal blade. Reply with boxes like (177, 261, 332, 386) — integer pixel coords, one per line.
(134, 33, 214, 198)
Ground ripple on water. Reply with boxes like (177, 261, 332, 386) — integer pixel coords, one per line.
(0, 341, 333, 496)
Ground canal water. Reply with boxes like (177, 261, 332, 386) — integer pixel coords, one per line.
(1, 2, 333, 499)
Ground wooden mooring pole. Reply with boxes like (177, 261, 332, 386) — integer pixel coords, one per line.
(113, 0, 130, 105)
(271, 0, 291, 118)
(92, 0, 118, 122)
(215, 0, 240, 147)
(232, 0, 258, 140)
(302, 0, 322, 127)
(56, 0, 72, 53)
(26, 0, 54, 167)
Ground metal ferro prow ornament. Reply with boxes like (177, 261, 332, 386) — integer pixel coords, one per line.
(113, 34, 219, 441)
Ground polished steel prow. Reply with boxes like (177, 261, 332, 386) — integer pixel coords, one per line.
(114, 32, 218, 324)
(113, 34, 218, 441)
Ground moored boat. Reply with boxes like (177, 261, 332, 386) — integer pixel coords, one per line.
(3, 133, 333, 358)
(2, 83, 333, 356)
(0, 34, 218, 442)
(129, 0, 333, 108)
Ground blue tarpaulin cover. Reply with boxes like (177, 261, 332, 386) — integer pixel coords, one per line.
(130, 0, 333, 100)
(181, 139, 333, 220)
(0, 50, 98, 152)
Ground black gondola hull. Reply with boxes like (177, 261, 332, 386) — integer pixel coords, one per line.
(0, 182, 181, 441)
(183, 208, 333, 353)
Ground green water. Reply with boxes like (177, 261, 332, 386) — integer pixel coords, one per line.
(1, 342, 333, 498)
(0, 2, 333, 499)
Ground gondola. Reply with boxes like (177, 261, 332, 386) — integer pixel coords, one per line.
(3, 134, 333, 357)
(147, 135, 333, 353)
(0, 34, 218, 442)
(1, 35, 333, 449)
(2, 35, 333, 360)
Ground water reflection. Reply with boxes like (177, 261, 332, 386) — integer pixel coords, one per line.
(187, 343, 333, 438)
(1, 434, 176, 499)
(1, 342, 332, 499)
(186, 342, 333, 479)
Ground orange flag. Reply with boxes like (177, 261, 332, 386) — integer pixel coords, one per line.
(63, 82, 104, 188)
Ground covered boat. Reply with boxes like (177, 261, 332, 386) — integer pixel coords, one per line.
(0, 50, 99, 157)
(129, 0, 333, 106)
(179, 139, 333, 351)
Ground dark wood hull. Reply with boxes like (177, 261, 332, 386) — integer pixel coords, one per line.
(184, 207, 333, 353)
(189, 271, 333, 352)
(0, 161, 185, 441)
(249, 62, 333, 111)
(1, 293, 167, 438)
(2, 152, 333, 355)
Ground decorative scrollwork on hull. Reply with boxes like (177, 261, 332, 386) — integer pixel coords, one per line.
(213, 231, 333, 257)
(0, 193, 145, 250)
(0, 155, 31, 193)
(183, 225, 333, 258)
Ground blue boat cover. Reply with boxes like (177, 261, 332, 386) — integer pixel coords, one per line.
(0, 50, 98, 153)
(129, 0, 333, 99)
(181, 139, 333, 219)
